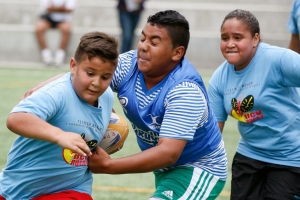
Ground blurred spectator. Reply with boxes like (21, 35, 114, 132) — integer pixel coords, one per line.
(35, 0, 76, 66)
(117, 0, 145, 53)
(287, 0, 300, 53)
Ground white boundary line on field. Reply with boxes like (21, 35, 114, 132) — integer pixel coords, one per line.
(92, 185, 230, 197)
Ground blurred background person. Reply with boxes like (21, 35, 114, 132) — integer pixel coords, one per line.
(287, 0, 300, 53)
(35, 0, 76, 66)
(117, 0, 145, 53)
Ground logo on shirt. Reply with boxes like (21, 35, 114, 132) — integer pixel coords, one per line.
(119, 96, 128, 114)
(162, 190, 173, 200)
(148, 114, 161, 130)
(62, 133, 97, 166)
(231, 94, 264, 123)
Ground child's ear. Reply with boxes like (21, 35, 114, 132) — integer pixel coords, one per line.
(70, 58, 77, 74)
(172, 46, 185, 62)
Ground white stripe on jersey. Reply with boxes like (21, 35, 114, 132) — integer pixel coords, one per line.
(184, 141, 228, 180)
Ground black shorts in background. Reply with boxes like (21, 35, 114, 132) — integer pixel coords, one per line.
(40, 14, 62, 28)
(230, 152, 300, 200)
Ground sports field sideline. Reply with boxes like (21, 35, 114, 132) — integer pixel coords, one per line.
(0, 67, 239, 200)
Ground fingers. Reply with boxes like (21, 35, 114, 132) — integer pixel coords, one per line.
(19, 90, 33, 103)
(75, 139, 92, 156)
(75, 142, 92, 157)
(56, 132, 92, 157)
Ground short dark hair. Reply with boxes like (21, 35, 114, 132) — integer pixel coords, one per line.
(74, 31, 119, 67)
(221, 9, 260, 39)
(147, 10, 190, 56)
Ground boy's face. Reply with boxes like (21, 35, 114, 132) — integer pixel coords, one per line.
(137, 23, 178, 78)
(70, 56, 115, 106)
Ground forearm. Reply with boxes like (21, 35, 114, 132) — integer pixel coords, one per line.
(91, 138, 187, 174)
(106, 148, 176, 174)
(289, 34, 300, 54)
(7, 113, 63, 144)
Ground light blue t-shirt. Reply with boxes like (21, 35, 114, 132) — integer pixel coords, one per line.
(287, 0, 300, 34)
(208, 42, 300, 167)
(0, 72, 114, 200)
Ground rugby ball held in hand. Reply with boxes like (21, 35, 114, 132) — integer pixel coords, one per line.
(98, 112, 129, 154)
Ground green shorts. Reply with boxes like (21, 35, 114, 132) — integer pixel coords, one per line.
(150, 166, 225, 200)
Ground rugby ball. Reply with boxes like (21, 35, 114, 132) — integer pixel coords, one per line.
(98, 112, 129, 154)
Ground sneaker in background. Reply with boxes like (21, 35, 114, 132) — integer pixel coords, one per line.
(54, 49, 65, 66)
(41, 49, 52, 65)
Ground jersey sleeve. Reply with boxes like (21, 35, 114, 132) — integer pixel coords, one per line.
(10, 84, 65, 121)
(287, 0, 300, 34)
(279, 49, 300, 87)
(110, 51, 135, 92)
(11, 93, 58, 121)
(208, 70, 228, 122)
(159, 82, 207, 141)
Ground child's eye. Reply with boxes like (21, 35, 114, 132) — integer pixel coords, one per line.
(102, 76, 110, 80)
(140, 36, 145, 42)
(87, 71, 93, 76)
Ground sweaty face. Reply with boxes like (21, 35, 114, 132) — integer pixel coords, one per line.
(137, 23, 176, 78)
(70, 57, 115, 106)
(220, 18, 259, 71)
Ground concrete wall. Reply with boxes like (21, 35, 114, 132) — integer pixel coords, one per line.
(0, 0, 293, 71)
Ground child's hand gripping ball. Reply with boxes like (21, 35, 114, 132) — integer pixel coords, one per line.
(98, 113, 129, 154)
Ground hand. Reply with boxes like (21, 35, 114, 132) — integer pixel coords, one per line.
(88, 146, 111, 173)
(56, 131, 92, 157)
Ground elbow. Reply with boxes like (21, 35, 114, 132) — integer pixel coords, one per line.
(6, 114, 15, 131)
(6, 113, 19, 132)
(164, 152, 181, 166)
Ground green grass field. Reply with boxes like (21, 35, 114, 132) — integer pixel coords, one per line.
(0, 67, 239, 200)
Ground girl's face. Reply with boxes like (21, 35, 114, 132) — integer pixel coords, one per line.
(220, 18, 259, 71)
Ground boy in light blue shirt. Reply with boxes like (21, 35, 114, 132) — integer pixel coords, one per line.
(0, 31, 118, 200)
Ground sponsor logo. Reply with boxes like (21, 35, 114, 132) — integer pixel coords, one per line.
(147, 114, 161, 130)
(162, 190, 173, 200)
(231, 94, 264, 123)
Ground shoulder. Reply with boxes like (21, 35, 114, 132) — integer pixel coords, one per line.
(167, 82, 204, 101)
(40, 73, 70, 92)
(259, 42, 297, 64)
(258, 42, 286, 55)
(38, 73, 72, 101)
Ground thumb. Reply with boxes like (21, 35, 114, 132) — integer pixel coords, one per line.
(94, 146, 102, 154)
